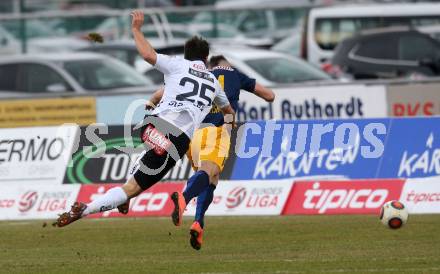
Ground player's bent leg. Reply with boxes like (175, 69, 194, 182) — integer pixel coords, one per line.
(82, 186, 129, 216)
(55, 177, 143, 227)
(56, 116, 190, 226)
(182, 161, 219, 204)
(117, 177, 145, 214)
(122, 177, 144, 198)
(55, 187, 127, 227)
(188, 162, 220, 249)
(189, 182, 217, 250)
(199, 161, 220, 184)
(171, 170, 210, 226)
(194, 175, 217, 228)
(192, 162, 219, 228)
(172, 161, 219, 226)
(195, 182, 216, 225)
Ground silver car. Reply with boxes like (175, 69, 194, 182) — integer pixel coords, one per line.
(141, 46, 332, 87)
(211, 46, 332, 86)
(0, 52, 155, 97)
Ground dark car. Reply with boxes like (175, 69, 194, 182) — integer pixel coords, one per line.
(331, 28, 440, 79)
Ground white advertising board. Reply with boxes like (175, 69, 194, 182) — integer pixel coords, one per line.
(237, 84, 387, 121)
(0, 184, 80, 220)
(184, 180, 293, 216)
(0, 125, 78, 185)
(400, 177, 440, 214)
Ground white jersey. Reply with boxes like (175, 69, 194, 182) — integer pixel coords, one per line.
(152, 54, 229, 138)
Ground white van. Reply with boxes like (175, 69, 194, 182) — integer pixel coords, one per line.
(306, 3, 440, 66)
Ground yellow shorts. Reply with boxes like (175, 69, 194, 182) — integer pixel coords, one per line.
(187, 125, 231, 172)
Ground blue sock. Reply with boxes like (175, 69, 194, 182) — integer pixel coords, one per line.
(195, 184, 216, 228)
(183, 171, 210, 204)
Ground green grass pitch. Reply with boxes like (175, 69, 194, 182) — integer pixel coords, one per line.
(1, 215, 439, 273)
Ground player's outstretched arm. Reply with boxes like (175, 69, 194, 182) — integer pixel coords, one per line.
(254, 83, 275, 102)
(236, 69, 275, 102)
(131, 10, 157, 65)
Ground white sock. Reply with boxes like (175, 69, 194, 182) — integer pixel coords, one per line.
(82, 187, 128, 216)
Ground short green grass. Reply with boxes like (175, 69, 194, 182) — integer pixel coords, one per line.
(1, 215, 439, 274)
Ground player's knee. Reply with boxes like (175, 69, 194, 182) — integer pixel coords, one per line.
(210, 175, 219, 186)
(199, 161, 220, 183)
(122, 177, 143, 198)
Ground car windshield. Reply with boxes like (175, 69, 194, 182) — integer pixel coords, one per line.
(63, 58, 150, 90)
(244, 56, 331, 83)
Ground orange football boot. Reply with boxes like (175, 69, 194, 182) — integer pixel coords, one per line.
(170, 192, 186, 226)
(55, 202, 87, 227)
(189, 221, 204, 250)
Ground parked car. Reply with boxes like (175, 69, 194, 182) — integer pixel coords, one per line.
(331, 28, 440, 79)
(417, 24, 440, 42)
(0, 52, 154, 97)
(306, 3, 440, 66)
(214, 46, 332, 86)
(141, 46, 332, 86)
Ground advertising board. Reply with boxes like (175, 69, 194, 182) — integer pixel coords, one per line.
(0, 97, 96, 128)
(184, 180, 293, 216)
(387, 83, 440, 117)
(76, 183, 185, 218)
(282, 180, 404, 215)
(237, 85, 387, 121)
(0, 125, 78, 185)
(0, 184, 80, 220)
(230, 117, 440, 180)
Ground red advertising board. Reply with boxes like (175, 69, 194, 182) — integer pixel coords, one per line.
(283, 179, 405, 215)
(77, 183, 185, 218)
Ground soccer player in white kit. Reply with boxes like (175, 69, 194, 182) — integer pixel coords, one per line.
(55, 10, 234, 227)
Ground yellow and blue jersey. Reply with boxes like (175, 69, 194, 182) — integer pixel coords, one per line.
(203, 66, 256, 127)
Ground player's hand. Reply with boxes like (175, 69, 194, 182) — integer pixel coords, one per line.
(230, 120, 237, 129)
(224, 113, 237, 128)
(145, 100, 156, 111)
(131, 10, 144, 30)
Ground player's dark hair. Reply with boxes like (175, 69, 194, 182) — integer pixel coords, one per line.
(209, 55, 228, 67)
(184, 36, 210, 63)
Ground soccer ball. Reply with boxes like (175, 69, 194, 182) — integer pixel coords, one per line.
(380, 200, 409, 229)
